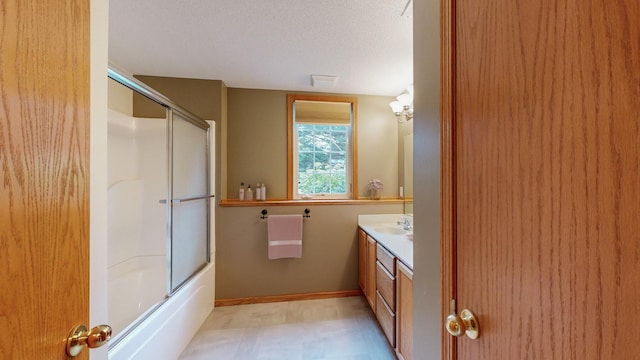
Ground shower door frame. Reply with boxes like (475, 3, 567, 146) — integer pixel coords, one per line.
(107, 63, 212, 347)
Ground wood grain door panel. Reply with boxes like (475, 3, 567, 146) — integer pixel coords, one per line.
(447, 0, 640, 359)
(0, 1, 90, 358)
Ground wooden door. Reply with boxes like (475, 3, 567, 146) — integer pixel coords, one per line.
(0, 1, 91, 359)
(442, 0, 640, 359)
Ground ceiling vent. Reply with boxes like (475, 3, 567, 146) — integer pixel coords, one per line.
(311, 74, 338, 88)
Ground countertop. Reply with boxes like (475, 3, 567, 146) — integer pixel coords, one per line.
(358, 214, 413, 269)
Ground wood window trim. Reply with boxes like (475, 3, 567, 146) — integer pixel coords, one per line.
(287, 94, 359, 200)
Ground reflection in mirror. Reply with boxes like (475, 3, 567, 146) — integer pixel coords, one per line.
(403, 133, 413, 214)
(287, 94, 357, 199)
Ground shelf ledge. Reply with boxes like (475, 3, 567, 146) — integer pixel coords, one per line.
(219, 198, 404, 207)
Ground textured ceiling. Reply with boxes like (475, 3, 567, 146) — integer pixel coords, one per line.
(109, 0, 413, 96)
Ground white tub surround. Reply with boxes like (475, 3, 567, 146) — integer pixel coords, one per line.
(358, 214, 413, 268)
(108, 260, 215, 360)
(108, 256, 167, 338)
(106, 67, 216, 360)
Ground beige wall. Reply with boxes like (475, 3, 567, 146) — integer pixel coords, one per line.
(226, 88, 288, 199)
(131, 74, 228, 219)
(222, 89, 404, 299)
(216, 204, 402, 299)
(133, 75, 224, 120)
(413, 0, 442, 357)
(130, 75, 405, 301)
(356, 94, 400, 199)
(226, 88, 399, 200)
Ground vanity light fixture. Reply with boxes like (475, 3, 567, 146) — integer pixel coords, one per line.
(389, 85, 414, 122)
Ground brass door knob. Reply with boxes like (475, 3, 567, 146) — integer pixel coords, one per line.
(66, 323, 112, 357)
(445, 308, 479, 339)
(445, 313, 464, 336)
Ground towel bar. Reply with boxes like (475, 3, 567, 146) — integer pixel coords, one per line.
(260, 208, 311, 219)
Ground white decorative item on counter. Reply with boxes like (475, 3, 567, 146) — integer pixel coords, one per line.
(367, 178, 384, 200)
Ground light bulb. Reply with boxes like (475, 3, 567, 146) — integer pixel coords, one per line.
(389, 101, 403, 114)
(397, 93, 413, 107)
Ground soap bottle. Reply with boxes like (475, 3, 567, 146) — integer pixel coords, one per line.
(239, 182, 245, 201)
(261, 183, 266, 200)
(246, 185, 253, 201)
(255, 183, 262, 201)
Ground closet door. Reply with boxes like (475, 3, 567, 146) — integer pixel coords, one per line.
(169, 110, 210, 292)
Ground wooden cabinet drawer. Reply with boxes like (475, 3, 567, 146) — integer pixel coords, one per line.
(376, 290, 396, 347)
(376, 243, 396, 275)
(376, 261, 396, 311)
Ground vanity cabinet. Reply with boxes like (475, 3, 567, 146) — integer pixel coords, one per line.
(358, 226, 413, 358)
(376, 243, 397, 346)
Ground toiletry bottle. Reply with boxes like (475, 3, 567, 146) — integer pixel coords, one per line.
(255, 183, 262, 201)
(261, 183, 266, 200)
(239, 182, 245, 201)
(246, 185, 253, 201)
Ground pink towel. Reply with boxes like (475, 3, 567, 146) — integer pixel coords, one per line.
(267, 214, 303, 259)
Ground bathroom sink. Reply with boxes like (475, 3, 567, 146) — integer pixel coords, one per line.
(372, 226, 407, 235)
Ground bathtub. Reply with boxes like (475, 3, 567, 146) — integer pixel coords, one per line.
(108, 256, 168, 339)
(108, 256, 215, 359)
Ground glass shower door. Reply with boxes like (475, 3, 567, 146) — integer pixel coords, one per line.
(107, 77, 169, 342)
(169, 110, 211, 293)
(107, 65, 212, 350)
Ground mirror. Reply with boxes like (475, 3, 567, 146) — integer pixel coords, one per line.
(403, 132, 413, 214)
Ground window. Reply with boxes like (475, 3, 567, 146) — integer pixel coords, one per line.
(287, 94, 358, 199)
(297, 123, 348, 195)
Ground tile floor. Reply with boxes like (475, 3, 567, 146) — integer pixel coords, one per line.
(179, 296, 397, 360)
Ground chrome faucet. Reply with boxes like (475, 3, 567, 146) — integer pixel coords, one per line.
(397, 216, 413, 231)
